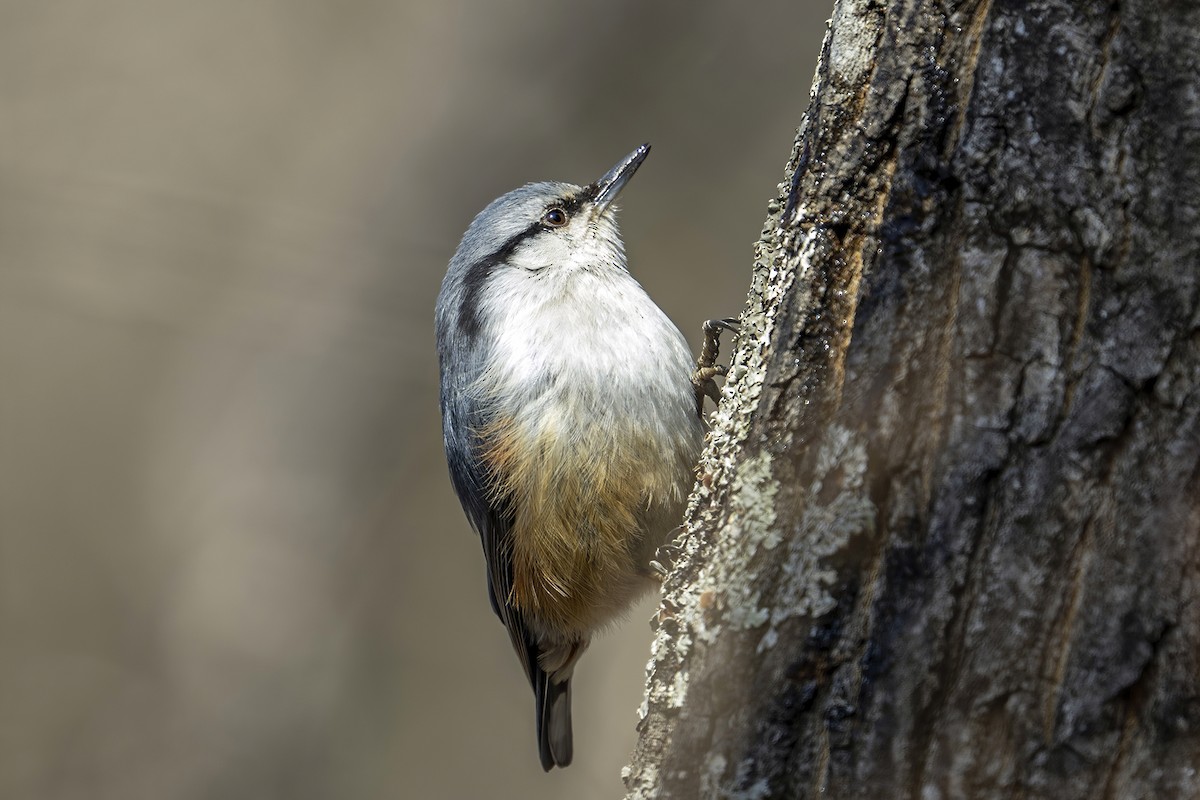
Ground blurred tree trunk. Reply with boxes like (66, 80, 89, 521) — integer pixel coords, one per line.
(625, 0, 1200, 797)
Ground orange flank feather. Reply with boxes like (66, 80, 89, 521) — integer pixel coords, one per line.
(478, 411, 689, 637)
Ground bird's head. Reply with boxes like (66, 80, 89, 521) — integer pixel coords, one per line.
(451, 143, 650, 278)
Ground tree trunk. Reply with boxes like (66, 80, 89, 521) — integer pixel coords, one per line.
(624, 0, 1200, 797)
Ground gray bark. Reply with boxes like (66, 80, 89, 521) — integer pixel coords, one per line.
(625, 0, 1200, 798)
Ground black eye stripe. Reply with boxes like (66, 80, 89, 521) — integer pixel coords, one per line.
(457, 220, 542, 337)
(456, 189, 590, 337)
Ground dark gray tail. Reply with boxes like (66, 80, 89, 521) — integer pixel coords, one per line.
(535, 672, 573, 771)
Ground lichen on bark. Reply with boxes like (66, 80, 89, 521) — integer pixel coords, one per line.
(626, 0, 1200, 797)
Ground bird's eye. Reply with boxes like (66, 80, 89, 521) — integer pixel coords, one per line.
(542, 207, 569, 227)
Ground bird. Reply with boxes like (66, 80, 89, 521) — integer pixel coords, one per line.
(435, 143, 735, 770)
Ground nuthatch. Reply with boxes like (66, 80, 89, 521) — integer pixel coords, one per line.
(435, 144, 735, 770)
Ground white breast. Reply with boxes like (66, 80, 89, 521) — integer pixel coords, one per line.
(476, 266, 698, 439)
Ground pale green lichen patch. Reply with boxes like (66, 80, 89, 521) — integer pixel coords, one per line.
(670, 667, 689, 709)
(700, 753, 728, 798)
(702, 753, 774, 800)
(695, 450, 780, 633)
(768, 424, 876, 631)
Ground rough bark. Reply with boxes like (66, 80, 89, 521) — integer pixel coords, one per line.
(625, 0, 1200, 798)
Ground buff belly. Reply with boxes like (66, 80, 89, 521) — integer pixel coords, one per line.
(481, 409, 697, 638)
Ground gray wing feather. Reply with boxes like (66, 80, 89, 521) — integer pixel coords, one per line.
(443, 400, 572, 769)
(442, 423, 540, 684)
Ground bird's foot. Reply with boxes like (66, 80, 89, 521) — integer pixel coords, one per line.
(648, 537, 686, 584)
(692, 317, 740, 412)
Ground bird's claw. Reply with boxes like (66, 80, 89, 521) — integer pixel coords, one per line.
(650, 539, 686, 581)
(692, 317, 740, 413)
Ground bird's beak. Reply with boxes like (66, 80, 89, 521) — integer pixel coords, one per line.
(591, 143, 650, 211)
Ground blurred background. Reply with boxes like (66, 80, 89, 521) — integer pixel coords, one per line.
(0, 2, 826, 798)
